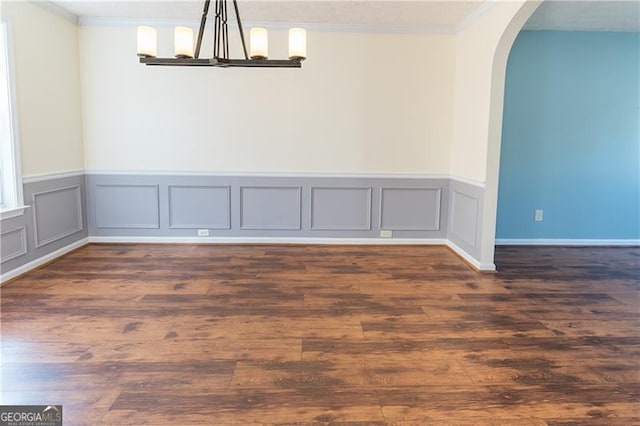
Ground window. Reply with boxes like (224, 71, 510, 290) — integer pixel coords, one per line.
(0, 22, 25, 220)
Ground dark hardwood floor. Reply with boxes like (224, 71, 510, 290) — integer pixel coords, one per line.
(1, 244, 638, 425)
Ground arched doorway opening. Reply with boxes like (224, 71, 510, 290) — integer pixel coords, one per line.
(493, 3, 640, 265)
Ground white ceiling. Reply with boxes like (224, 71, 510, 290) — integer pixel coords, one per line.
(49, 1, 489, 32)
(524, 1, 640, 32)
(48, 0, 640, 33)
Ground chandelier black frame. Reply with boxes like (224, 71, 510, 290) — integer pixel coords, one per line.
(139, 0, 303, 68)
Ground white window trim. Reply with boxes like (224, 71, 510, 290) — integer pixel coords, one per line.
(0, 22, 27, 221)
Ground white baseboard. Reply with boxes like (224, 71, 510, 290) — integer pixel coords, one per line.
(88, 235, 492, 271)
(88, 236, 449, 246)
(495, 238, 640, 246)
(0, 236, 493, 284)
(0, 238, 89, 285)
(446, 240, 495, 272)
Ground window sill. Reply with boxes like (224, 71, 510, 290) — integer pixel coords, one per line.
(1, 205, 30, 221)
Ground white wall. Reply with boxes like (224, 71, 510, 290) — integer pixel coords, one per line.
(1, 1, 84, 177)
(0, 1, 541, 269)
(450, 0, 540, 266)
(451, 1, 527, 184)
(80, 24, 455, 174)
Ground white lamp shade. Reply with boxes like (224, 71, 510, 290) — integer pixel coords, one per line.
(137, 26, 157, 58)
(174, 26, 194, 58)
(288, 28, 306, 60)
(250, 27, 268, 59)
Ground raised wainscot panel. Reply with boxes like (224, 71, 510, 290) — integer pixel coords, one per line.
(33, 185, 83, 248)
(95, 184, 160, 229)
(168, 185, 231, 229)
(380, 187, 441, 231)
(0, 227, 27, 263)
(240, 186, 302, 230)
(450, 189, 479, 248)
(311, 187, 372, 230)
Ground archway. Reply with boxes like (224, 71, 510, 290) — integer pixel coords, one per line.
(477, 0, 542, 268)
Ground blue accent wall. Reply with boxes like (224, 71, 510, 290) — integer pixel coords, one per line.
(497, 31, 640, 240)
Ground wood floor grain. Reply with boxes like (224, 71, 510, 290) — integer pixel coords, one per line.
(1, 244, 639, 425)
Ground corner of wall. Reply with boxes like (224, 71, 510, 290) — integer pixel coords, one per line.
(445, 178, 493, 270)
(1, 174, 89, 284)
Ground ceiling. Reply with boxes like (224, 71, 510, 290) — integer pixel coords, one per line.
(49, 0, 640, 33)
(524, 1, 640, 32)
(50, 1, 488, 32)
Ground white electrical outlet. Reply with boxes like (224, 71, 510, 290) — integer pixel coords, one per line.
(534, 209, 543, 222)
(197, 229, 210, 237)
(380, 229, 393, 238)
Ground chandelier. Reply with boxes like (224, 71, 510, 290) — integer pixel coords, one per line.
(137, 0, 306, 68)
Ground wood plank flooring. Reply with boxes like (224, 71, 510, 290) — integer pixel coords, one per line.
(1, 244, 638, 425)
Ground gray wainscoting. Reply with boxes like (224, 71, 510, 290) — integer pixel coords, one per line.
(169, 185, 231, 229)
(33, 185, 84, 247)
(0, 174, 88, 275)
(95, 184, 160, 229)
(1, 173, 488, 277)
(0, 226, 27, 262)
(311, 187, 372, 231)
(448, 180, 484, 260)
(86, 174, 451, 239)
(381, 187, 441, 231)
(240, 186, 302, 230)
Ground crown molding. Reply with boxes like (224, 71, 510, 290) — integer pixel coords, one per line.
(32, 0, 79, 25)
(78, 16, 457, 35)
(455, 0, 496, 33)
